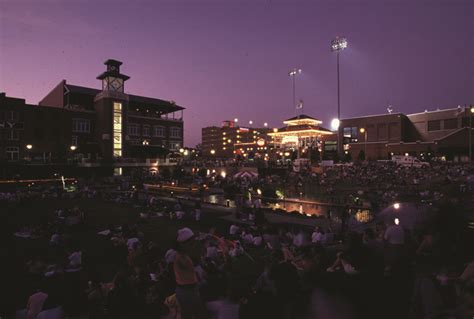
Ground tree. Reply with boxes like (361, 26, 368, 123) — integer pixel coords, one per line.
(343, 151, 352, 162)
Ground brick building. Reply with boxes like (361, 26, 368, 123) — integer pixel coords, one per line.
(201, 120, 271, 158)
(340, 106, 473, 160)
(0, 59, 184, 168)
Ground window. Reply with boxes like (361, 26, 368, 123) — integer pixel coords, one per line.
(153, 125, 164, 137)
(6, 111, 19, 122)
(343, 127, 358, 143)
(5, 147, 19, 161)
(142, 125, 150, 136)
(443, 118, 457, 130)
(427, 120, 441, 131)
(113, 102, 122, 157)
(169, 141, 180, 150)
(170, 127, 181, 138)
(128, 123, 140, 136)
(7, 129, 19, 140)
(72, 135, 78, 147)
(324, 141, 337, 151)
(72, 118, 91, 133)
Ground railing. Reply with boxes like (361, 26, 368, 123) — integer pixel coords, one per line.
(77, 157, 177, 167)
(128, 110, 183, 121)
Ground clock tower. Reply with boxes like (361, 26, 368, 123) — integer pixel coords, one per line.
(96, 59, 130, 93)
(94, 59, 130, 161)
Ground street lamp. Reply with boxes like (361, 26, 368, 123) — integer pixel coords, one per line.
(264, 122, 268, 127)
(331, 118, 340, 131)
(210, 149, 216, 155)
(359, 127, 367, 159)
(288, 68, 302, 111)
(234, 118, 239, 123)
(332, 37, 347, 158)
(249, 120, 253, 126)
(26, 144, 33, 150)
(70, 145, 77, 151)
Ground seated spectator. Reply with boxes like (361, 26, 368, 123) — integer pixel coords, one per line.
(26, 287, 48, 319)
(311, 227, 324, 244)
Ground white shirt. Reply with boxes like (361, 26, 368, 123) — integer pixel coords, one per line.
(384, 225, 405, 245)
(69, 251, 82, 267)
(293, 232, 306, 247)
(127, 237, 139, 250)
(242, 233, 254, 244)
(229, 225, 239, 235)
(253, 236, 263, 246)
(311, 231, 323, 243)
(176, 211, 185, 220)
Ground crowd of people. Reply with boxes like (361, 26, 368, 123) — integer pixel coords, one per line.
(1, 160, 473, 319)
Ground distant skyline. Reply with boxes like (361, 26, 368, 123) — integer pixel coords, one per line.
(1, 0, 473, 147)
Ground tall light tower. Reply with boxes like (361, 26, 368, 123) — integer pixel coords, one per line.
(288, 68, 302, 112)
(331, 37, 348, 121)
(469, 105, 474, 161)
(331, 36, 348, 157)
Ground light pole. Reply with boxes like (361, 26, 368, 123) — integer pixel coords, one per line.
(469, 106, 474, 161)
(26, 144, 33, 161)
(331, 37, 347, 158)
(288, 68, 302, 112)
(360, 127, 367, 160)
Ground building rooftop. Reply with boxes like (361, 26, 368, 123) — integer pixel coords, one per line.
(65, 84, 185, 112)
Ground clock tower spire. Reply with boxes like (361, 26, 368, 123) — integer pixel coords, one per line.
(96, 59, 130, 93)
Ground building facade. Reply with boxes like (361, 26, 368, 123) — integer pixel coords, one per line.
(0, 59, 184, 167)
(201, 120, 271, 158)
(340, 106, 474, 160)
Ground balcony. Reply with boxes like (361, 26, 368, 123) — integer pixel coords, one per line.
(127, 109, 183, 122)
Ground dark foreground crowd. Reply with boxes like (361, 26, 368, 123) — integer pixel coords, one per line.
(2, 184, 473, 319)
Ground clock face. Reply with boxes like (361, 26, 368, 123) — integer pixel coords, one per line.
(109, 78, 123, 92)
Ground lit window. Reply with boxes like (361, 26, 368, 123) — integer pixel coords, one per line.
(113, 102, 122, 157)
(169, 141, 180, 150)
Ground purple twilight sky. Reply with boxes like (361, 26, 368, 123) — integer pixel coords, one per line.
(1, 0, 473, 147)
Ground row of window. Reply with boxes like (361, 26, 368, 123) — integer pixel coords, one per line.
(427, 118, 460, 131)
(127, 124, 181, 138)
(2, 130, 20, 140)
(71, 118, 182, 139)
(2, 111, 20, 122)
(129, 139, 181, 150)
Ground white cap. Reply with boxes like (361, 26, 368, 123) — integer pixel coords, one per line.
(177, 227, 194, 243)
(165, 249, 177, 264)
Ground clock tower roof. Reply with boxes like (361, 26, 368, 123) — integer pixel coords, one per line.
(96, 58, 130, 81)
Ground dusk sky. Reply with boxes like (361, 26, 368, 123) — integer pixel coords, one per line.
(1, 0, 473, 147)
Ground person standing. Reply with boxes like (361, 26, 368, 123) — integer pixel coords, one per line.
(174, 228, 204, 319)
(194, 201, 202, 222)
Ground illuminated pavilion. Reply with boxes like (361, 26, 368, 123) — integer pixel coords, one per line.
(268, 114, 335, 156)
